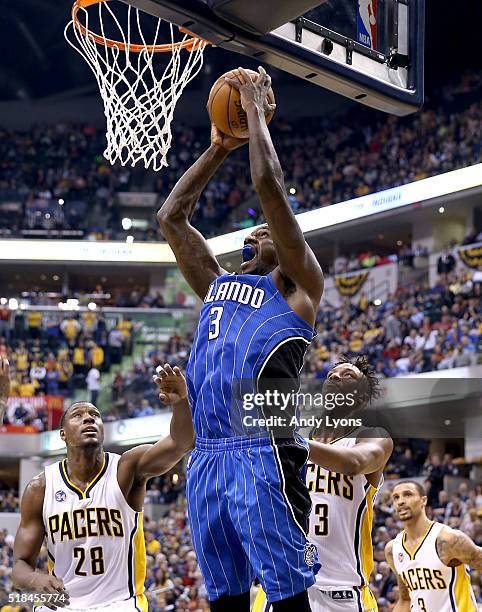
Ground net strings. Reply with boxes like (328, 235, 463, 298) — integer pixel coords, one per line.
(64, 3, 206, 170)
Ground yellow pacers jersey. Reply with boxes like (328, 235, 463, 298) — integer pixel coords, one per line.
(392, 522, 477, 612)
(42, 452, 147, 611)
(306, 433, 381, 591)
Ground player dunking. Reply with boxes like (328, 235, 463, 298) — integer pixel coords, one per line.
(386, 481, 480, 611)
(253, 357, 393, 612)
(158, 66, 324, 611)
(11, 364, 194, 611)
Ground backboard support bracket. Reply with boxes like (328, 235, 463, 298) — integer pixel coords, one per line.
(120, 0, 424, 116)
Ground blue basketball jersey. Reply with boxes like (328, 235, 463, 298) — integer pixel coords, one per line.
(186, 272, 315, 438)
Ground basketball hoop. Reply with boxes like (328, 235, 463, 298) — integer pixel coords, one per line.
(65, 0, 209, 170)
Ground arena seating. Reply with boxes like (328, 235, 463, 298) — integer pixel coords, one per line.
(1, 267, 479, 431)
(0, 311, 136, 431)
(0, 72, 480, 241)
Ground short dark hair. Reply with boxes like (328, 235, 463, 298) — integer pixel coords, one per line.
(332, 355, 381, 404)
(393, 480, 426, 497)
(60, 401, 93, 428)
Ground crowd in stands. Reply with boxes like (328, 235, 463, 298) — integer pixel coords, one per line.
(0, 72, 480, 241)
(304, 270, 481, 382)
(0, 485, 18, 514)
(105, 333, 191, 422)
(2, 286, 179, 310)
(2, 266, 480, 431)
(0, 310, 135, 431)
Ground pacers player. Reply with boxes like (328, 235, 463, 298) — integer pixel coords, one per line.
(306, 358, 392, 611)
(12, 364, 194, 611)
(158, 66, 324, 611)
(386, 481, 480, 611)
(254, 357, 393, 612)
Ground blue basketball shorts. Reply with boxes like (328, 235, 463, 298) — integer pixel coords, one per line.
(186, 434, 319, 603)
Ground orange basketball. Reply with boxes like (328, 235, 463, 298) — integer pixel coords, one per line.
(207, 69, 276, 139)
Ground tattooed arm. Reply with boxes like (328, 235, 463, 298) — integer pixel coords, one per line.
(436, 526, 482, 570)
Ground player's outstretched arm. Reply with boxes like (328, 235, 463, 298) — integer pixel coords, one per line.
(436, 526, 482, 570)
(157, 126, 246, 299)
(0, 358, 10, 422)
(385, 540, 411, 611)
(226, 66, 324, 309)
(120, 365, 195, 482)
(309, 432, 393, 476)
(12, 473, 70, 610)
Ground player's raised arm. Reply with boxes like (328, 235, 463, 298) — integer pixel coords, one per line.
(436, 526, 482, 570)
(0, 357, 10, 422)
(119, 365, 195, 482)
(226, 66, 324, 309)
(12, 474, 70, 610)
(309, 432, 393, 476)
(385, 540, 411, 612)
(157, 126, 247, 299)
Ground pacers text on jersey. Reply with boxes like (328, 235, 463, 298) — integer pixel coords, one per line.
(48, 507, 124, 544)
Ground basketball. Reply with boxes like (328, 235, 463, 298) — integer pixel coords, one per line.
(207, 68, 276, 139)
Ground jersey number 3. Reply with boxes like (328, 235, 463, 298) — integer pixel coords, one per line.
(74, 546, 105, 576)
(313, 503, 329, 536)
(208, 306, 224, 340)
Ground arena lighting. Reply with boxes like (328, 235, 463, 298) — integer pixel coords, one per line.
(439, 206, 445, 213)
(289, 187, 297, 195)
(58, 299, 80, 311)
(58, 199, 65, 205)
(172, 474, 179, 484)
(53, 275, 60, 281)
(87, 302, 97, 311)
(8, 298, 18, 310)
(122, 217, 133, 230)
(373, 299, 382, 306)
(0, 297, 6, 305)
(126, 235, 134, 243)
(0, 165, 479, 264)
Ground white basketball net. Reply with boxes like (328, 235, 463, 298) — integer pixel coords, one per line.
(64, 1, 207, 170)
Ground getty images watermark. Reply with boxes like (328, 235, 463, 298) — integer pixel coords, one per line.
(241, 389, 362, 430)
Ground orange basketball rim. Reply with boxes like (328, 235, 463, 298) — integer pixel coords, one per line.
(71, 0, 209, 53)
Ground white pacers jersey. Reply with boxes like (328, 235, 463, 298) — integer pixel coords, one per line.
(42, 452, 148, 611)
(392, 521, 477, 612)
(306, 433, 381, 591)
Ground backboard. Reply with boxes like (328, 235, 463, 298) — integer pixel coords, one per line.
(120, 0, 424, 115)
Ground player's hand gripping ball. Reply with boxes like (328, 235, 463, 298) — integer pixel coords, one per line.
(208, 67, 276, 139)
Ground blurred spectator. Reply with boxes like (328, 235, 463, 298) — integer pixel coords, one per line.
(0, 309, 11, 342)
(86, 367, 101, 405)
(437, 249, 457, 275)
(108, 328, 124, 365)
